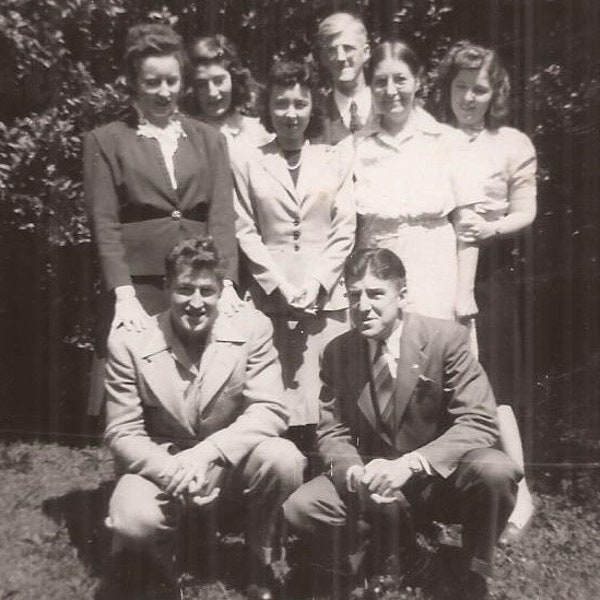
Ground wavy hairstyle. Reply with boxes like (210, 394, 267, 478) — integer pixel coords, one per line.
(165, 236, 225, 285)
(188, 35, 255, 115)
(123, 23, 187, 90)
(260, 58, 323, 140)
(432, 40, 510, 130)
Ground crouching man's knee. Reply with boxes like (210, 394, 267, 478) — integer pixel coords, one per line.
(106, 474, 172, 545)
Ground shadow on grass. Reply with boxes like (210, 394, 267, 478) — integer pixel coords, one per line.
(41, 480, 116, 577)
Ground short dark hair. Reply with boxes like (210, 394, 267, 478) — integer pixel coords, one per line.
(188, 34, 254, 115)
(260, 58, 323, 139)
(123, 23, 187, 88)
(344, 248, 407, 286)
(432, 40, 510, 130)
(165, 237, 225, 285)
(368, 40, 423, 83)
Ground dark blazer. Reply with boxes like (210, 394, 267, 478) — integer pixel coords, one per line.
(316, 312, 499, 497)
(84, 113, 237, 290)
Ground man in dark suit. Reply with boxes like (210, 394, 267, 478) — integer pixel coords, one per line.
(316, 12, 377, 145)
(101, 237, 305, 600)
(284, 248, 521, 599)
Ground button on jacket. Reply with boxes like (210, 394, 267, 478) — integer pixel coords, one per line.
(84, 113, 237, 290)
(231, 140, 356, 315)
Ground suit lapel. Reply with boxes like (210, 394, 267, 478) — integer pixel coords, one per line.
(139, 315, 193, 431)
(258, 142, 298, 206)
(196, 313, 247, 413)
(394, 313, 428, 428)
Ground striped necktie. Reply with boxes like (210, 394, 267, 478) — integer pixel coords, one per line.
(372, 340, 395, 418)
(349, 100, 362, 133)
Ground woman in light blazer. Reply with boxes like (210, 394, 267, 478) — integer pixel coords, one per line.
(231, 59, 355, 445)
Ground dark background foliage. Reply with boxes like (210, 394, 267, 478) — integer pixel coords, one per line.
(0, 0, 598, 494)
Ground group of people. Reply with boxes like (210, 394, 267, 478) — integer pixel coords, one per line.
(85, 11, 537, 600)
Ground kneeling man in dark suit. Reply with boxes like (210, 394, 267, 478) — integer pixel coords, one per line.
(284, 248, 521, 599)
(102, 237, 305, 600)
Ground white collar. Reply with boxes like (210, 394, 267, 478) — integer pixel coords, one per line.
(334, 86, 372, 126)
(368, 320, 403, 361)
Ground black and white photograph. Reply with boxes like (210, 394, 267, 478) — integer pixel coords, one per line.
(0, 1, 598, 598)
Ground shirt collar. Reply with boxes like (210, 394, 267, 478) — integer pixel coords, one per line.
(368, 320, 403, 361)
(334, 86, 372, 126)
(360, 106, 444, 148)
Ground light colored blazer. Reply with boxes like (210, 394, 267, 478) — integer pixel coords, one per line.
(104, 305, 288, 484)
(316, 312, 500, 497)
(231, 140, 356, 314)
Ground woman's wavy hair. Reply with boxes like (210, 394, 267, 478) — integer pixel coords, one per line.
(432, 40, 510, 130)
(188, 35, 255, 115)
(123, 23, 187, 91)
(260, 58, 323, 140)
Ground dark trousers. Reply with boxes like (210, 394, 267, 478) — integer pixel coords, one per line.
(284, 448, 520, 578)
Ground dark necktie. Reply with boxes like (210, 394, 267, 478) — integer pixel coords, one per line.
(349, 100, 362, 133)
(372, 341, 394, 418)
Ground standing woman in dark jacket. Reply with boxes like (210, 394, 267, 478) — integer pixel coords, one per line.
(85, 23, 238, 414)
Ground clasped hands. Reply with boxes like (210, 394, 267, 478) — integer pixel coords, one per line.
(280, 279, 321, 315)
(158, 442, 223, 507)
(347, 456, 416, 505)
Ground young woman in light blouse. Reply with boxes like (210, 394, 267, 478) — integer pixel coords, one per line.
(231, 60, 355, 445)
(188, 35, 273, 150)
(353, 40, 468, 321)
(433, 40, 537, 544)
(84, 24, 238, 414)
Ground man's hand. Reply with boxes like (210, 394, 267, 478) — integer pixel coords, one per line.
(158, 442, 222, 499)
(361, 456, 415, 499)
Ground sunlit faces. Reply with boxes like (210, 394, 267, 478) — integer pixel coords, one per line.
(269, 83, 312, 147)
(347, 270, 407, 341)
(320, 27, 370, 89)
(193, 62, 233, 121)
(168, 267, 222, 341)
(371, 58, 419, 129)
(450, 67, 493, 129)
(134, 54, 182, 126)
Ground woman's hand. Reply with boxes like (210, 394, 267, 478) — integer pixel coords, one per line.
(455, 211, 496, 243)
(219, 281, 245, 316)
(291, 279, 322, 314)
(455, 289, 479, 320)
(113, 287, 150, 332)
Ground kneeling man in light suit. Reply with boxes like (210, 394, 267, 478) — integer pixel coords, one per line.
(103, 236, 305, 600)
(284, 248, 521, 600)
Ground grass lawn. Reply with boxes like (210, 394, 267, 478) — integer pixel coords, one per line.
(0, 441, 599, 599)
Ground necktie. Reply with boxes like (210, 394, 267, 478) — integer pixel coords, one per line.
(372, 341, 395, 418)
(349, 100, 362, 133)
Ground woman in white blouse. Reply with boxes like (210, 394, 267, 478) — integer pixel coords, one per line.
(433, 40, 537, 544)
(354, 40, 467, 320)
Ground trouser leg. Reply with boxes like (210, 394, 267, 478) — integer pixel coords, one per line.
(239, 437, 306, 565)
(451, 447, 521, 577)
(106, 473, 182, 583)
